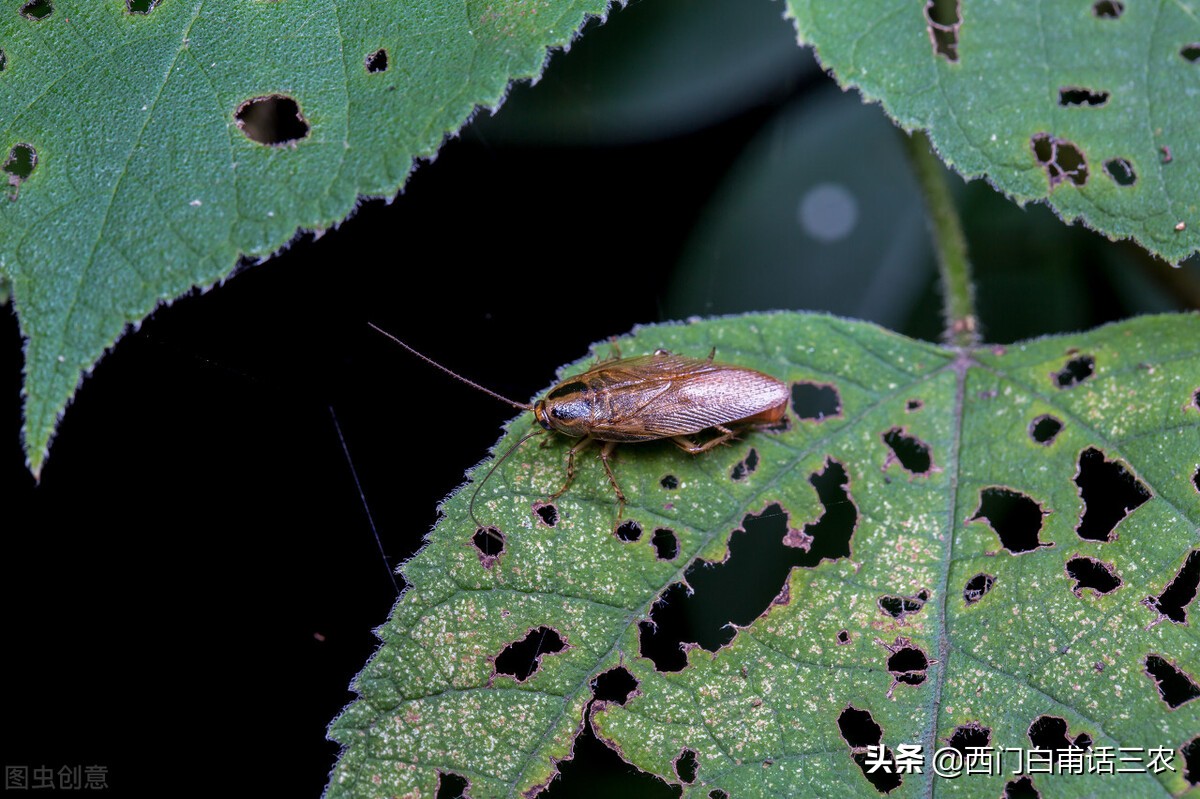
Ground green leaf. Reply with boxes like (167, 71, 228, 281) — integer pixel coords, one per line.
(328, 312, 1200, 798)
(784, 0, 1200, 264)
(0, 0, 607, 475)
(470, 0, 817, 144)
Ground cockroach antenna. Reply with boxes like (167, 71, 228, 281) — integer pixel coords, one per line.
(328, 404, 399, 595)
(469, 429, 543, 528)
(367, 322, 531, 411)
(368, 321, 543, 528)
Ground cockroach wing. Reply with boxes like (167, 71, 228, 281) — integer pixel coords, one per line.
(638, 367, 790, 435)
(584, 358, 788, 440)
(576, 354, 722, 388)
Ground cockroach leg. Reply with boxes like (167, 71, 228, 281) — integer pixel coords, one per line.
(551, 436, 594, 500)
(598, 440, 628, 520)
(671, 425, 739, 455)
(592, 337, 624, 365)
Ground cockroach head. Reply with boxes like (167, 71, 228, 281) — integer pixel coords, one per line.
(533, 401, 553, 430)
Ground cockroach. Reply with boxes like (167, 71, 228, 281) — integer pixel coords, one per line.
(368, 323, 790, 525)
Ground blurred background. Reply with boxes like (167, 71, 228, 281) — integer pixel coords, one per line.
(4, 0, 1197, 795)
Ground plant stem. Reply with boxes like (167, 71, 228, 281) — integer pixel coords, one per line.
(904, 130, 979, 347)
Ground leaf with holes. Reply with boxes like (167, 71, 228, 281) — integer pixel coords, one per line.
(785, 0, 1200, 264)
(329, 312, 1200, 798)
(0, 0, 609, 475)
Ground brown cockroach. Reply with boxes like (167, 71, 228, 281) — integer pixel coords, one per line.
(368, 323, 789, 525)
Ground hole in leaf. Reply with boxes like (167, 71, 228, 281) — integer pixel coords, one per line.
(857, 749, 901, 793)
(882, 427, 933, 474)
(1182, 44, 1200, 62)
(1027, 715, 1092, 758)
(4, 143, 37, 186)
(1053, 354, 1095, 387)
(534, 502, 558, 527)
(19, 0, 52, 19)
(0, 49, 7, 71)
(709, 791, 728, 799)
(1058, 87, 1109, 106)
(126, 0, 159, 13)
(838, 705, 883, 747)
(924, 0, 960, 62)
(905, 399, 923, 412)
(640, 467, 856, 671)
(436, 772, 469, 799)
(886, 642, 928, 686)
(730, 448, 758, 481)
(805, 460, 857, 558)
(1183, 736, 1199, 785)
(1145, 655, 1200, 708)
(1004, 775, 1041, 798)
(1031, 133, 1089, 187)
(592, 666, 637, 705)
(971, 487, 1048, 554)
(616, 520, 642, 542)
(660, 474, 678, 490)
(674, 749, 698, 784)
(235, 94, 310, 146)
(1075, 447, 1150, 542)
(837, 629, 851, 644)
(652, 528, 678, 560)
(494, 626, 566, 682)
(365, 48, 389, 73)
(1066, 556, 1121, 596)
(878, 592, 927, 620)
(1092, 0, 1123, 16)
(637, 611, 676, 671)
(544, 720, 679, 799)
(947, 723, 991, 752)
(472, 526, 505, 569)
(791, 381, 841, 421)
(963, 573, 995, 605)
(1028, 414, 1064, 444)
(1104, 158, 1136, 186)
(1145, 550, 1200, 624)
(837, 709, 902, 793)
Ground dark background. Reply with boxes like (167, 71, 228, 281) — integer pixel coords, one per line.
(4, 1, 1197, 796)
